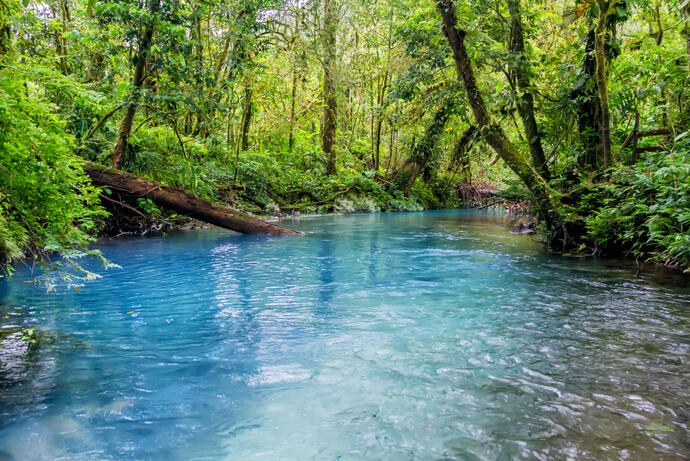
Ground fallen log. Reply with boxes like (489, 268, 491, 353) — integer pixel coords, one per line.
(82, 161, 300, 235)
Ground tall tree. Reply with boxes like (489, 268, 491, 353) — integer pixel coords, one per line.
(49, 0, 71, 74)
(507, 0, 549, 179)
(288, 12, 301, 151)
(683, 1, 690, 76)
(322, 0, 338, 174)
(373, 10, 395, 171)
(594, 0, 612, 168)
(240, 84, 254, 151)
(0, 1, 12, 57)
(436, 0, 562, 228)
(112, 0, 160, 169)
(572, 29, 602, 168)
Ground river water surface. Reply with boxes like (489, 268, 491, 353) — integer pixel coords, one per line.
(0, 210, 689, 460)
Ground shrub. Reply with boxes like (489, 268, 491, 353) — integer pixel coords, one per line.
(0, 62, 109, 282)
(585, 150, 690, 269)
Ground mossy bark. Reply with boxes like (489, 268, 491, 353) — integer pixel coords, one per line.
(83, 162, 300, 235)
(685, 4, 690, 77)
(322, 0, 338, 175)
(112, 0, 160, 169)
(507, 0, 549, 180)
(594, 1, 612, 168)
(436, 0, 562, 229)
(240, 85, 253, 152)
(394, 104, 450, 196)
(573, 30, 601, 168)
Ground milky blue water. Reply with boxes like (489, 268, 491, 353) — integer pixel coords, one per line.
(1, 210, 689, 460)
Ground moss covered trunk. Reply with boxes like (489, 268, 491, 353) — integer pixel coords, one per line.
(83, 162, 300, 235)
(507, 0, 549, 180)
(394, 104, 450, 196)
(322, 0, 338, 175)
(594, 0, 612, 169)
(436, 0, 561, 228)
(112, 0, 159, 169)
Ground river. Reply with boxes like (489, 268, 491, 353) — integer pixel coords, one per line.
(1, 210, 688, 459)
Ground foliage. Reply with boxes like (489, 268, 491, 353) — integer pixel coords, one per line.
(0, 60, 109, 281)
(0, 0, 688, 276)
(585, 149, 690, 268)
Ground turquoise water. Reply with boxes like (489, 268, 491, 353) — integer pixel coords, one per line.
(1, 210, 689, 460)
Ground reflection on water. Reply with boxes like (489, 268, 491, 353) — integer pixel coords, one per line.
(0, 210, 689, 460)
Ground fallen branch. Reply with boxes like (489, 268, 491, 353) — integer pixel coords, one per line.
(99, 193, 147, 219)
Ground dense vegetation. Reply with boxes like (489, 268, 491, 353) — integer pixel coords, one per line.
(1, 0, 689, 274)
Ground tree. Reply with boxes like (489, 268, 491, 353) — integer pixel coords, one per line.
(593, 0, 612, 168)
(322, 0, 338, 174)
(435, 0, 562, 228)
(684, 0, 690, 76)
(394, 101, 452, 195)
(112, 0, 161, 169)
(507, 0, 549, 179)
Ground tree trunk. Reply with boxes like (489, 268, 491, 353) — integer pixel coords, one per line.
(436, 0, 561, 228)
(83, 162, 300, 235)
(573, 30, 601, 168)
(374, 17, 394, 171)
(594, 0, 612, 169)
(205, 13, 238, 104)
(322, 0, 338, 175)
(653, 2, 669, 129)
(0, 0, 10, 56)
(386, 126, 395, 173)
(112, 0, 160, 169)
(49, 2, 67, 74)
(288, 69, 298, 150)
(452, 125, 478, 185)
(374, 117, 383, 171)
(288, 15, 300, 151)
(0, 23, 10, 57)
(507, 0, 549, 180)
(682, 3, 690, 123)
(240, 85, 253, 152)
(394, 104, 450, 196)
(685, 4, 690, 77)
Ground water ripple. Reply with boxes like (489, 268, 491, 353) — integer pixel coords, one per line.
(1, 210, 689, 460)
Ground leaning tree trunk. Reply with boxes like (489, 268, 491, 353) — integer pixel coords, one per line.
(594, 0, 612, 169)
(451, 125, 478, 185)
(507, 0, 549, 180)
(322, 0, 338, 175)
(112, 0, 160, 169)
(393, 104, 451, 196)
(436, 0, 562, 229)
(83, 162, 300, 235)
